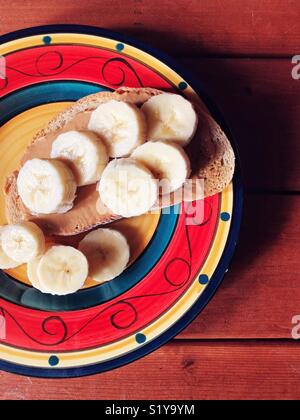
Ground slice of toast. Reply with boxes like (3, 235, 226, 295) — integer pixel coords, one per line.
(4, 87, 235, 236)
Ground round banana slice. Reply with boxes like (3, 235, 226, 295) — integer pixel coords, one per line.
(88, 100, 146, 158)
(132, 141, 191, 193)
(1, 222, 45, 264)
(37, 246, 88, 296)
(0, 227, 20, 269)
(99, 158, 158, 218)
(141, 93, 198, 146)
(27, 255, 49, 293)
(17, 158, 77, 215)
(79, 228, 130, 283)
(51, 130, 109, 186)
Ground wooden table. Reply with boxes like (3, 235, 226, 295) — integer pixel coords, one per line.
(1, 0, 300, 400)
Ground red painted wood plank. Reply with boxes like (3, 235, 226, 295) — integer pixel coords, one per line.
(1, 341, 300, 400)
(180, 194, 300, 339)
(0, 0, 300, 57)
(180, 58, 300, 191)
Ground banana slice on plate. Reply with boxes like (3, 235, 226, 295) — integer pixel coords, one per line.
(17, 158, 77, 215)
(132, 141, 191, 193)
(98, 158, 158, 218)
(27, 255, 49, 293)
(50, 130, 109, 186)
(79, 228, 130, 283)
(88, 100, 146, 158)
(1, 222, 45, 264)
(0, 227, 20, 269)
(34, 246, 88, 296)
(141, 93, 198, 146)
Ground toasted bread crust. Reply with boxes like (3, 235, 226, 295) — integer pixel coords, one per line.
(4, 87, 235, 236)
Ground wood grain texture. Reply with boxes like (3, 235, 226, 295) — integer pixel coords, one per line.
(180, 194, 300, 339)
(180, 58, 300, 191)
(0, 0, 300, 57)
(0, 1, 299, 400)
(1, 341, 300, 400)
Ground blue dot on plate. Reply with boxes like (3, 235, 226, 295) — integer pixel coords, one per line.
(43, 36, 52, 45)
(178, 81, 188, 90)
(48, 355, 59, 367)
(220, 212, 231, 222)
(116, 43, 125, 52)
(135, 333, 147, 344)
(199, 274, 209, 285)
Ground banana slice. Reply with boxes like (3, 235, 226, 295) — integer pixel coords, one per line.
(1, 222, 45, 264)
(141, 93, 198, 146)
(17, 158, 77, 215)
(50, 130, 109, 186)
(132, 141, 191, 193)
(0, 227, 20, 269)
(98, 158, 158, 218)
(79, 228, 130, 283)
(27, 255, 49, 293)
(37, 246, 88, 296)
(88, 100, 146, 158)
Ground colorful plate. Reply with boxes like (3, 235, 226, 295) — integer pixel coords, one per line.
(0, 25, 243, 378)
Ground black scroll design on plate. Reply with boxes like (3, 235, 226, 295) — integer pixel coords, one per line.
(0, 263, 191, 347)
(0, 51, 144, 91)
(0, 307, 68, 346)
(102, 58, 144, 87)
(184, 200, 213, 228)
(0, 300, 138, 347)
(0, 201, 213, 347)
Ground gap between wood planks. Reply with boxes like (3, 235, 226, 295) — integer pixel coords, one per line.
(0, 1, 299, 399)
(2, 340, 300, 400)
(180, 58, 300, 191)
(172, 338, 298, 343)
(1, 0, 300, 57)
(173, 57, 300, 340)
(178, 194, 300, 340)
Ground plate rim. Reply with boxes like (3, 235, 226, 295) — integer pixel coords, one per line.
(0, 24, 243, 378)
